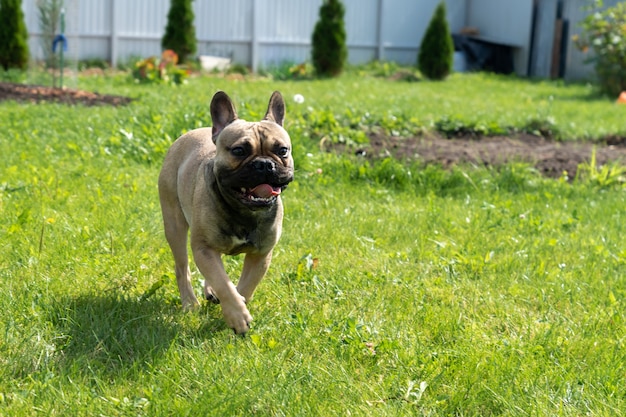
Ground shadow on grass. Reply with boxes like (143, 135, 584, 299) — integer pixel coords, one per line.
(46, 291, 226, 374)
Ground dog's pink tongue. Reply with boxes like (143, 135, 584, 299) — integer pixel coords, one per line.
(250, 184, 281, 198)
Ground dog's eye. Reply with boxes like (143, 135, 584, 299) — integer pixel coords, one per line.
(277, 147, 290, 158)
(231, 146, 246, 157)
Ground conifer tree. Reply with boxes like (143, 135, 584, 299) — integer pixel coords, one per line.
(417, 1, 453, 80)
(0, 0, 30, 70)
(162, 0, 197, 63)
(311, 0, 347, 77)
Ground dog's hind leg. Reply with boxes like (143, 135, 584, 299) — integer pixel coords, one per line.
(161, 200, 199, 310)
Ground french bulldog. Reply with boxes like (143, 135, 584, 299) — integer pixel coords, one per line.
(158, 91, 294, 334)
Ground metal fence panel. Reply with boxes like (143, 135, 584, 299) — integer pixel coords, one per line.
(22, 0, 425, 68)
(20, 0, 604, 78)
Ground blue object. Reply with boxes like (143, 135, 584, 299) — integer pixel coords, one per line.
(52, 34, 67, 52)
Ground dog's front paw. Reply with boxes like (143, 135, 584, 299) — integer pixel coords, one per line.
(221, 300, 253, 335)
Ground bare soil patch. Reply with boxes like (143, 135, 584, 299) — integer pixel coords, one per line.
(0, 82, 132, 106)
(349, 132, 626, 179)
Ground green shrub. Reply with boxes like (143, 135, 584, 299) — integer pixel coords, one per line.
(417, 1, 453, 80)
(311, 0, 347, 77)
(162, 0, 197, 63)
(573, 0, 626, 96)
(0, 0, 30, 70)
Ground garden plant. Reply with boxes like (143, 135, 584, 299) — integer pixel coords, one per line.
(573, 0, 626, 96)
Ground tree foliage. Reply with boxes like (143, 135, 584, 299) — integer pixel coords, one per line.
(0, 0, 30, 70)
(417, 1, 453, 80)
(311, 0, 347, 77)
(162, 0, 196, 64)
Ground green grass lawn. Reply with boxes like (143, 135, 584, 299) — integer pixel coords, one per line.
(0, 70, 625, 415)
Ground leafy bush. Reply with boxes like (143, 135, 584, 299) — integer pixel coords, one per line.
(0, 0, 30, 70)
(311, 0, 347, 77)
(162, 0, 197, 63)
(573, 0, 626, 96)
(132, 50, 189, 85)
(417, 1, 454, 80)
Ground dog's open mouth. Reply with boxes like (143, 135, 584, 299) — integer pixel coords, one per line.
(237, 183, 283, 205)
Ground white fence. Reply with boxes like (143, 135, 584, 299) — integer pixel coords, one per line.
(21, 0, 527, 71)
(21, 0, 613, 79)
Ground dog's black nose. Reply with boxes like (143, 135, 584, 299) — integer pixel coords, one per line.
(251, 159, 276, 173)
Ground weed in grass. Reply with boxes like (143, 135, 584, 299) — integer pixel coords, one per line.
(435, 114, 507, 137)
(576, 147, 626, 187)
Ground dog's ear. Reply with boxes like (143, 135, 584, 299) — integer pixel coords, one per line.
(211, 91, 238, 142)
(263, 91, 285, 127)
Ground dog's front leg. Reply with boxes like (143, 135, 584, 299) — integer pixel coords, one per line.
(237, 252, 272, 302)
(191, 244, 252, 334)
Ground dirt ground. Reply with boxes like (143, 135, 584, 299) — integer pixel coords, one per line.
(0, 82, 132, 106)
(362, 131, 626, 179)
(2, 81, 625, 178)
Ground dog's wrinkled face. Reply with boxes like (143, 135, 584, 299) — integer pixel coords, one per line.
(211, 92, 294, 209)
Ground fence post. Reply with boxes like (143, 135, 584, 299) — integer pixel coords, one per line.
(251, 0, 259, 72)
(110, 0, 118, 68)
(377, 0, 385, 60)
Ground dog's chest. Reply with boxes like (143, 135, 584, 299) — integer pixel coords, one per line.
(228, 234, 253, 253)
(219, 226, 262, 255)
